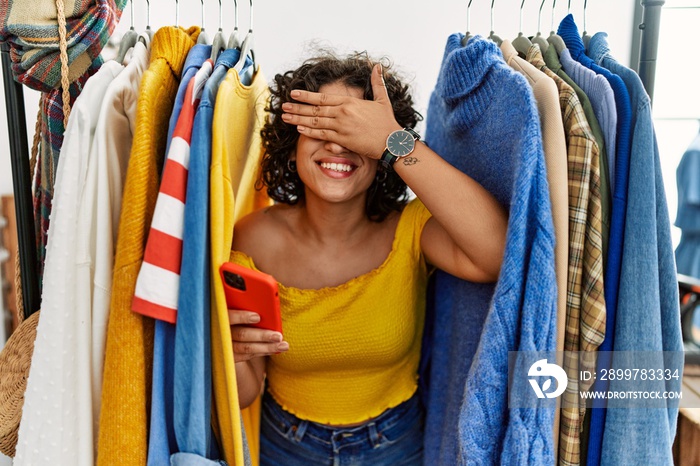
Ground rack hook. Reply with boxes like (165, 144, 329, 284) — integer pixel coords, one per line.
(538, 0, 546, 33)
(551, 0, 557, 32)
(467, 0, 474, 34)
(129, 0, 134, 29)
(248, 0, 254, 33)
(461, 0, 475, 46)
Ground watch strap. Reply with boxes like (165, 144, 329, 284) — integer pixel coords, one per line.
(404, 127, 421, 141)
(381, 148, 397, 167)
(381, 127, 421, 168)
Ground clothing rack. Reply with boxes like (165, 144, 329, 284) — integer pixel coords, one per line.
(0, 1, 667, 322)
(638, 0, 664, 103)
(1, 42, 40, 320)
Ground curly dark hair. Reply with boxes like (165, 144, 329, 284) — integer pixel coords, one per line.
(258, 51, 422, 222)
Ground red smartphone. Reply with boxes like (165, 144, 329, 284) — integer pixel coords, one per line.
(220, 262, 282, 333)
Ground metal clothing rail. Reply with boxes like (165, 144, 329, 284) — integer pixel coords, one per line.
(1, 42, 39, 320)
(0, 1, 668, 323)
(638, 0, 665, 103)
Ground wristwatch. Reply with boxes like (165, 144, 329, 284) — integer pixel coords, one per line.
(380, 127, 421, 168)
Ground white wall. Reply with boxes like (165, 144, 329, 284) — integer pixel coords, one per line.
(0, 0, 636, 197)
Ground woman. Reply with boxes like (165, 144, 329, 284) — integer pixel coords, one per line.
(229, 52, 508, 465)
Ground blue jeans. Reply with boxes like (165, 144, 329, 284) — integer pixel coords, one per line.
(259, 391, 424, 466)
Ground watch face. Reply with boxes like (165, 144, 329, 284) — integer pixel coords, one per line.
(387, 130, 416, 157)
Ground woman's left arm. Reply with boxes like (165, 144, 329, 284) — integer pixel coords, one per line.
(281, 64, 508, 282)
(393, 142, 507, 282)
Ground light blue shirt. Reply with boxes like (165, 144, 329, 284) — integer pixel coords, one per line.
(147, 44, 211, 466)
(588, 32, 683, 466)
(174, 48, 252, 465)
(675, 132, 700, 278)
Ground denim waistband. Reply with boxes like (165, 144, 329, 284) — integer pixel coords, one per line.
(261, 391, 422, 450)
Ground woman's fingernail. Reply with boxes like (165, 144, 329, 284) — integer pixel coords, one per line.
(249, 314, 260, 323)
(297, 125, 306, 132)
(291, 90, 301, 97)
(282, 102, 292, 110)
(277, 342, 289, 351)
(281, 113, 291, 120)
(270, 333, 283, 342)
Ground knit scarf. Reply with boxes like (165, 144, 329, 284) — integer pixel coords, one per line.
(0, 0, 126, 285)
(0, 0, 127, 92)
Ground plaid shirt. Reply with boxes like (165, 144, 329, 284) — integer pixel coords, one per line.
(527, 44, 606, 466)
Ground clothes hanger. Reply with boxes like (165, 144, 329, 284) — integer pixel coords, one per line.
(233, 0, 255, 75)
(512, 0, 534, 56)
(175, 0, 180, 27)
(197, 0, 210, 44)
(547, 0, 567, 55)
(460, 0, 475, 46)
(581, 0, 592, 49)
(141, 0, 153, 44)
(488, 0, 503, 45)
(210, 0, 226, 60)
(532, 0, 549, 52)
(116, 0, 139, 63)
(144, 0, 154, 41)
(227, 0, 241, 49)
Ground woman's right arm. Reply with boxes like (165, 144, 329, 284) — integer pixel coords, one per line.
(230, 309, 287, 408)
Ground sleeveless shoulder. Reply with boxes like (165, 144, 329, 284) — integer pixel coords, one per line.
(395, 198, 432, 258)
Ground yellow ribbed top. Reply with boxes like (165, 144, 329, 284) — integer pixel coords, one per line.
(230, 198, 432, 425)
(210, 67, 271, 466)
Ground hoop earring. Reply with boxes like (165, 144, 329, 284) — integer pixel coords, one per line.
(287, 159, 297, 173)
(376, 169, 387, 183)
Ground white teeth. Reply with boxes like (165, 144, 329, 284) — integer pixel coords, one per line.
(320, 162, 353, 173)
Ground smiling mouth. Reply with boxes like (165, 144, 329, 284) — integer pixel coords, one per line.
(318, 161, 356, 173)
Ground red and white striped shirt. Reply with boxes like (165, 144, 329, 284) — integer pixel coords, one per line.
(132, 59, 214, 323)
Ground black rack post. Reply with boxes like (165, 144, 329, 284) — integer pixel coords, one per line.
(638, 0, 665, 104)
(1, 42, 40, 319)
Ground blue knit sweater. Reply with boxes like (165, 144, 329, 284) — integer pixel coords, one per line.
(423, 35, 557, 465)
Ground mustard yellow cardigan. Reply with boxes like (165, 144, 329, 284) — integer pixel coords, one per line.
(97, 26, 199, 466)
